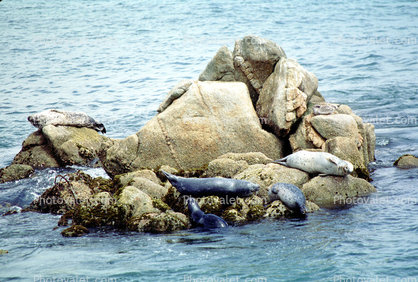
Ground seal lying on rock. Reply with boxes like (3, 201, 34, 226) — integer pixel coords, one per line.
(188, 197, 228, 228)
(272, 150, 353, 176)
(28, 109, 106, 133)
(312, 103, 339, 115)
(268, 183, 307, 214)
(162, 171, 259, 197)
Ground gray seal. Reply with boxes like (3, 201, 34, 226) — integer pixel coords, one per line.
(188, 197, 228, 228)
(272, 150, 353, 176)
(268, 183, 307, 214)
(28, 109, 106, 133)
(162, 171, 259, 198)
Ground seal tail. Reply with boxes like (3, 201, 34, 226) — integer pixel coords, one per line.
(272, 156, 288, 166)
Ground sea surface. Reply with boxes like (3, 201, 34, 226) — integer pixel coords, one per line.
(1, 0, 418, 281)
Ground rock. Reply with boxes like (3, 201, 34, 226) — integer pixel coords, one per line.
(61, 225, 90, 237)
(12, 130, 60, 168)
(114, 170, 167, 199)
(360, 123, 376, 164)
(29, 171, 96, 215)
(157, 80, 194, 113)
(198, 46, 236, 82)
(42, 125, 111, 167)
(0, 164, 34, 183)
(72, 192, 120, 227)
(325, 137, 370, 180)
(197, 196, 223, 215)
(310, 114, 359, 141)
(301, 175, 377, 207)
(115, 186, 159, 222)
(0, 249, 9, 255)
(129, 211, 190, 233)
(205, 158, 249, 178)
(394, 154, 418, 168)
(101, 81, 284, 178)
(221, 195, 265, 223)
(233, 35, 287, 105)
(256, 57, 318, 137)
(264, 200, 319, 219)
(216, 152, 273, 165)
(234, 163, 310, 200)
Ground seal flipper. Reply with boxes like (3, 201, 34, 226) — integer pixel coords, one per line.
(326, 156, 340, 165)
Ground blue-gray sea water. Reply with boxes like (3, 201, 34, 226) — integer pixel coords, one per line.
(1, 0, 418, 281)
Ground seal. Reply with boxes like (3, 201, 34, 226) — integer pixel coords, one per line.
(162, 171, 259, 198)
(187, 197, 228, 228)
(28, 109, 106, 133)
(268, 183, 307, 214)
(312, 103, 339, 115)
(272, 150, 353, 176)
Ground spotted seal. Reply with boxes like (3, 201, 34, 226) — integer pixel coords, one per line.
(187, 197, 228, 228)
(28, 109, 106, 133)
(268, 183, 307, 214)
(272, 150, 353, 176)
(162, 171, 259, 198)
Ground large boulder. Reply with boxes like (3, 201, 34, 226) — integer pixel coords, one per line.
(102, 81, 284, 178)
(233, 35, 287, 105)
(115, 186, 159, 222)
(310, 114, 359, 141)
(41, 125, 111, 167)
(0, 164, 34, 183)
(301, 175, 377, 207)
(256, 57, 318, 137)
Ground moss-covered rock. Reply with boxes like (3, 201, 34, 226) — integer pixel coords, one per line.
(0, 249, 9, 255)
(61, 225, 90, 237)
(0, 164, 34, 183)
(128, 211, 190, 233)
(394, 154, 418, 168)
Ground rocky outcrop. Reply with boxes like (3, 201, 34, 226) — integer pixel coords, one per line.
(102, 81, 284, 178)
(394, 154, 418, 168)
(0, 164, 33, 183)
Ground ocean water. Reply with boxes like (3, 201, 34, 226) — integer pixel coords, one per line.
(1, 0, 418, 281)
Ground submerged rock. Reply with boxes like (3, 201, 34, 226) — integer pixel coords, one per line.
(0, 164, 33, 183)
(394, 154, 418, 168)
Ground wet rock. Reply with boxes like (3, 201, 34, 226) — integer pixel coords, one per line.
(12, 130, 60, 168)
(325, 137, 370, 180)
(129, 211, 190, 233)
(302, 175, 377, 207)
(234, 163, 309, 200)
(198, 46, 236, 82)
(115, 186, 159, 222)
(115, 172, 168, 200)
(72, 192, 120, 227)
(0, 249, 9, 255)
(264, 200, 319, 218)
(102, 81, 284, 178)
(61, 225, 90, 237)
(157, 80, 194, 113)
(42, 125, 112, 167)
(394, 154, 418, 168)
(0, 164, 34, 183)
(256, 57, 318, 137)
(233, 35, 287, 105)
(29, 171, 96, 215)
